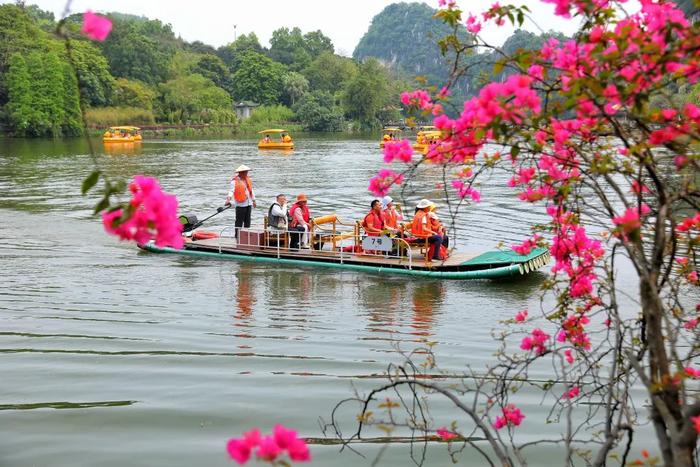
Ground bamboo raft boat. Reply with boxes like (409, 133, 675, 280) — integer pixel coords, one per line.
(140, 215, 550, 279)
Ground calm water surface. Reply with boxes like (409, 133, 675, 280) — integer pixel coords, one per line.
(0, 137, 643, 466)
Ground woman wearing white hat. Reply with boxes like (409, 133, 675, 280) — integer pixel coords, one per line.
(411, 199, 444, 261)
(382, 195, 404, 234)
(225, 164, 256, 238)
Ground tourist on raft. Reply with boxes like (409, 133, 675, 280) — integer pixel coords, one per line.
(382, 195, 404, 235)
(362, 199, 385, 237)
(289, 193, 311, 249)
(268, 194, 288, 232)
(225, 164, 256, 239)
(411, 199, 444, 261)
(428, 202, 449, 249)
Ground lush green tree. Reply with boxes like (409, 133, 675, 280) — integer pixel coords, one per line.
(268, 27, 310, 71)
(158, 74, 233, 123)
(24, 4, 55, 32)
(0, 4, 47, 106)
(192, 54, 234, 95)
(281, 71, 309, 106)
(99, 15, 176, 84)
(293, 90, 344, 131)
(184, 40, 217, 55)
(302, 52, 357, 95)
(342, 58, 390, 128)
(6, 50, 82, 137)
(111, 78, 156, 110)
(230, 50, 285, 105)
(5, 53, 33, 135)
(302, 30, 334, 57)
(217, 32, 264, 69)
(61, 40, 115, 107)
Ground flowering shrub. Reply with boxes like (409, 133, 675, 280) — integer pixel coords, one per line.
(226, 425, 310, 465)
(353, 0, 700, 465)
(102, 176, 183, 248)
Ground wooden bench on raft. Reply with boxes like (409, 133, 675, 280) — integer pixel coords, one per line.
(310, 214, 356, 251)
(263, 216, 289, 248)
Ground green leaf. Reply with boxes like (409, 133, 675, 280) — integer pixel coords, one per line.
(93, 196, 110, 215)
(81, 170, 101, 195)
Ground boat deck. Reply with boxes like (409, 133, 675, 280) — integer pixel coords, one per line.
(186, 237, 478, 271)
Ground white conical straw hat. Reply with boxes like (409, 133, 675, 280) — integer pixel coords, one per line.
(416, 199, 432, 209)
(235, 164, 251, 172)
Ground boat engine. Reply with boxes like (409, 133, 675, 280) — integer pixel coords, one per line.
(179, 214, 199, 233)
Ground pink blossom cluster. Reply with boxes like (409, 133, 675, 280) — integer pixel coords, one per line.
(684, 367, 700, 379)
(562, 386, 580, 399)
(493, 404, 525, 429)
(368, 169, 404, 197)
(677, 212, 700, 233)
(564, 349, 575, 364)
(683, 318, 698, 330)
(512, 235, 541, 255)
(226, 425, 310, 465)
(451, 180, 481, 202)
(383, 139, 414, 163)
(612, 204, 651, 240)
(102, 175, 183, 248)
(515, 310, 528, 322)
(436, 427, 458, 440)
(82, 11, 112, 41)
(557, 314, 592, 350)
(520, 328, 550, 355)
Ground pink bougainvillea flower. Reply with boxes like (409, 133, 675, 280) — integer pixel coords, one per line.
(520, 328, 550, 355)
(564, 349, 574, 364)
(515, 310, 528, 322)
(684, 318, 698, 330)
(287, 438, 311, 462)
(102, 175, 183, 249)
(436, 427, 458, 440)
(383, 139, 414, 163)
(493, 404, 525, 430)
(563, 386, 580, 399)
(272, 424, 298, 450)
(256, 436, 282, 462)
(82, 11, 112, 41)
(226, 439, 253, 465)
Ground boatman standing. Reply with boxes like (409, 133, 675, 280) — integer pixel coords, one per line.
(225, 164, 256, 238)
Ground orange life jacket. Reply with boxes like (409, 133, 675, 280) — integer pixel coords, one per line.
(383, 208, 401, 229)
(232, 176, 254, 203)
(362, 210, 384, 236)
(289, 202, 309, 228)
(411, 210, 431, 238)
(428, 212, 442, 232)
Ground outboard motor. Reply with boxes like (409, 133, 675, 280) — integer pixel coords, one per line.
(179, 214, 199, 233)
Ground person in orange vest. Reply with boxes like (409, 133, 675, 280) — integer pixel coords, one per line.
(362, 199, 385, 237)
(411, 199, 444, 261)
(428, 203, 449, 249)
(289, 193, 311, 249)
(225, 164, 256, 239)
(382, 195, 404, 235)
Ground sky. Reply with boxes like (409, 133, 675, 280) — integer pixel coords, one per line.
(10, 0, 580, 55)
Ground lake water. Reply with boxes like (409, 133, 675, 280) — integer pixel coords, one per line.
(0, 136, 645, 466)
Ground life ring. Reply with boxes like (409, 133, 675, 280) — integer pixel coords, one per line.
(192, 231, 219, 240)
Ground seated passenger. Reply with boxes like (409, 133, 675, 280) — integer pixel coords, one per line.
(383, 133, 391, 142)
(411, 199, 444, 261)
(282, 133, 292, 143)
(362, 199, 385, 237)
(382, 195, 404, 235)
(289, 193, 310, 249)
(268, 194, 288, 231)
(263, 135, 271, 143)
(428, 203, 449, 249)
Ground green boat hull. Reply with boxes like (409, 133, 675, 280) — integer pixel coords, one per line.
(140, 243, 549, 280)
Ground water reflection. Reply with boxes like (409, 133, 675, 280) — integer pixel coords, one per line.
(102, 142, 142, 156)
(410, 281, 445, 338)
(234, 263, 256, 321)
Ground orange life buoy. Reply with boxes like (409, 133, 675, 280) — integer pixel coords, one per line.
(192, 231, 219, 240)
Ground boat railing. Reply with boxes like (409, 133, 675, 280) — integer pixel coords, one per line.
(214, 225, 417, 269)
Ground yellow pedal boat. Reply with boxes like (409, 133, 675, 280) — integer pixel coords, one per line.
(379, 127, 402, 149)
(413, 129, 442, 155)
(258, 129, 294, 149)
(103, 126, 142, 143)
